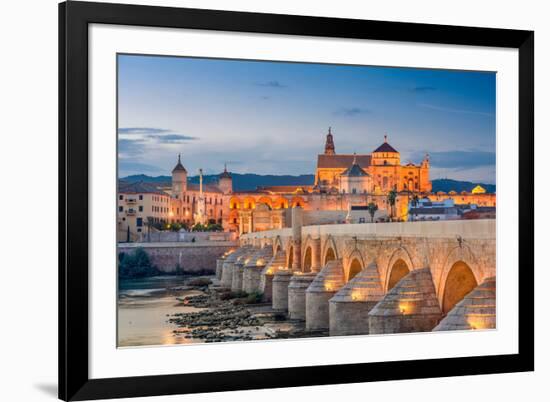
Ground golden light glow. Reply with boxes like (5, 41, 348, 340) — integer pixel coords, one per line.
(398, 301, 414, 315)
(467, 315, 490, 330)
(351, 289, 362, 301)
(256, 258, 266, 266)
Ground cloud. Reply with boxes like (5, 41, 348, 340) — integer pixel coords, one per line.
(118, 138, 145, 158)
(419, 103, 494, 117)
(333, 107, 370, 117)
(118, 127, 171, 134)
(410, 86, 437, 93)
(147, 134, 198, 143)
(409, 150, 495, 169)
(256, 80, 287, 89)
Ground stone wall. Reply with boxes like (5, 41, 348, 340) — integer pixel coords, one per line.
(118, 241, 238, 274)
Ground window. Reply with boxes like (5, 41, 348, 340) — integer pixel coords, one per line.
(118, 206, 123, 212)
(139, 195, 143, 200)
(137, 218, 143, 227)
(119, 195, 123, 200)
(137, 228, 142, 233)
(138, 206, 143, 212)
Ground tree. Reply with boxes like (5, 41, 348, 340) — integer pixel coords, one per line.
(367, 202, 378, 223)
(118, 247, 160, 279)
(387, 189, 397, 221)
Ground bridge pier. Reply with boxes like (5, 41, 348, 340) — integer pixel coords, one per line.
(368, 268, 442, 334)
(220, 247, 249, 288)
(260, 251, 286, 302)
(329, 262, 384, 336)
(305, 259, 345, 330)
(272, 270, 293, 311)
(230, 248, 258, 292)
(215, 255, 226, 280)
(434, 276, 496, 331)
(288, 273, 317, 320)
(243, 248, 272, 294)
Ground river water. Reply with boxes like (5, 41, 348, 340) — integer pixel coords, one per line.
(117, 276, 207, 347)
(118, 275, 315, 347)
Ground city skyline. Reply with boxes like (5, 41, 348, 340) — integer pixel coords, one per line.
(118, 54, 496, 183)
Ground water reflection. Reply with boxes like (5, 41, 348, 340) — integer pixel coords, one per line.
(117, 276, 206, 347)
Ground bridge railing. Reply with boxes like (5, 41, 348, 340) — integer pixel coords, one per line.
(301, 219, 495, 239)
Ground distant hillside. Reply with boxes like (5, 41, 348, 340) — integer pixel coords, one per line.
(121, 174, 494, 194)
(121, 173, 315, 191)
(431, 179, 495, 194)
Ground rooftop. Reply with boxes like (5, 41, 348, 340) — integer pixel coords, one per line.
(317, 154, 371, 169)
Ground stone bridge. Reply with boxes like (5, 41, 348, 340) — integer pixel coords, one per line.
(216, 209, 496, 336)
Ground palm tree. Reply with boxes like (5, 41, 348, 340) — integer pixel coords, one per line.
(367, 202, 378, 223)
(387, 189, 397, 221)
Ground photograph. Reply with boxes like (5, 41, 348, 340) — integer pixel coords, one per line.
(116, 54, 497, 347)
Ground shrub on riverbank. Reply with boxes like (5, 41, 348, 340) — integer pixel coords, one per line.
(187, 277, 212, 287)
(232, 291, 263, 305)
(118, 248, 161, 279)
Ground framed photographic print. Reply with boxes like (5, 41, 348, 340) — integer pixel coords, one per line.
(59, 1, 534, 400)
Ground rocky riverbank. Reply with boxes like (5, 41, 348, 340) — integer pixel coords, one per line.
(168, 281, 328, 343)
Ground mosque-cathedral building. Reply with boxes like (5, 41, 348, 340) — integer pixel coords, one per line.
(117, 129, 496, 240)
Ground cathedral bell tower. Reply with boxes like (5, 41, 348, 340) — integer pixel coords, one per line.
(171, 153, 187, 195)
(324, 127, 335, 155)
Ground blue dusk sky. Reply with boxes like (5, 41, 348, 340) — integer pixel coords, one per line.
(118, 54, 496, 183)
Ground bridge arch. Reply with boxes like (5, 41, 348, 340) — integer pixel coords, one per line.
(302, 245, 312, 272)
(437, 245, 482, 309)
(273, 236, 283, 254)
(291, 196, 306, 208)
(441, 261, 478, 314)
(345, 249, 366, 282)
(384, 247, 415, 292)
(257, 196, 273, 209)
(229, 196, 241, 210)
(287, 245, 294, 269)
(243, 196, 256, 210)
(322, 236, 339, 266)
(273, 196, 289, 209)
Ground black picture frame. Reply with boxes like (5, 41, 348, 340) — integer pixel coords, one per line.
(59, 1, 534, 400)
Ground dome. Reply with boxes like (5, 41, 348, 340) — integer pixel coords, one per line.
(373, 135, 398, 153)
(341, 154, 369, 177)
(172, 154, 187, 173)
